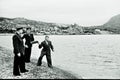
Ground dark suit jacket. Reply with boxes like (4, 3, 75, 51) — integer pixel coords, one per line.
(12, 33, 25, 56)
(22, 33, 34, 47)
(39, 40, 54, 53)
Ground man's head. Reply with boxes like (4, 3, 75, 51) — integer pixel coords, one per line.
(26, 27, 31, 34)
(16, 27, 23, 34)
(45, 35, 49, 41)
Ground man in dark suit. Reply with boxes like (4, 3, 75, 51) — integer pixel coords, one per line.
(37, 35, 54, 68)
(12, 27, 28, 76)
(22, 27, 34, 63)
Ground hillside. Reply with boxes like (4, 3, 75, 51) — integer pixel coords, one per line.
(99, 14, 120, 34)
(1, 14, 120, 35)
(83, 14, 120, 34)
(104, 14, 120, 29)
(0, 46, 78, 79)
(0, 17, 83, 35)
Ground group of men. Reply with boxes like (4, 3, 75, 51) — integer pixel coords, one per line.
(12, 27, 54, 76)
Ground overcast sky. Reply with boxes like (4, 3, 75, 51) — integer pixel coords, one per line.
(0, 0, 120, 26)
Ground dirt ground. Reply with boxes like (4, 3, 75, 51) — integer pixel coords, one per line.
(0, 46, 78, 79)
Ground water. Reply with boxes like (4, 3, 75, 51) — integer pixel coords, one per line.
(0, 35, 120, 79)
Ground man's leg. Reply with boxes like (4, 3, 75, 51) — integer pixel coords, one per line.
(24, 48, 27, 62)
(19, 56, 28, 73)
(25, 48, 30, 62)
(28, 47, 32, 62)
(13, 56, 20, 76)
(37, 52, 45, 66)
(46, 54, 52, 68)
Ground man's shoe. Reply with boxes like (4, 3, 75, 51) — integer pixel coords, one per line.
(37, 64, 41, 66)
(25, 60, 30, 63)
(25, 70, 29, 72)
(13, 74, 21, 76)
(21, 70, 29, 73)
(48, 66, 53, 68)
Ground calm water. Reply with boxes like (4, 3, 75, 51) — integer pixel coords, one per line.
(0, 35, 120, 79)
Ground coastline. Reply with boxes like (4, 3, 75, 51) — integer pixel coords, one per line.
(0, 33, 118, 36)
(0, 46, 79, 79)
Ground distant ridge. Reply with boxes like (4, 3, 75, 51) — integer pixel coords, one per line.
(0, 17, 83, 35)
(103, 14, 120, 29)
(99, 14, 120, 33)
(1, 14, 120, 34)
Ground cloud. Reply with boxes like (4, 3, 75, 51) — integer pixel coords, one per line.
(0, 0, 120, 26)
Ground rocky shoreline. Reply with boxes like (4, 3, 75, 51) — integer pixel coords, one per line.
(0, 46, 79, 79)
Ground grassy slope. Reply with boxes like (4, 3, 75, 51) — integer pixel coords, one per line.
(0, 46, 79, 79)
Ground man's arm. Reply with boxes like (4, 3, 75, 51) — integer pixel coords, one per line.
(13, 35, 20, 55)
(31, 34, 34, 41)
(21, 34, 28, 48)
(50, 41, 54, 51)
(30, 34, 35, 45)
(22, 34, 25, 39)
(38, 42, 43, 49)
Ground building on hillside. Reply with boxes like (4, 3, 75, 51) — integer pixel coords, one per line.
(94, 29, 101, 34)
(67, 23, 83, 35)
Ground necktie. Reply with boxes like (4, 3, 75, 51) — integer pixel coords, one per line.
(46, 41, 48, 45)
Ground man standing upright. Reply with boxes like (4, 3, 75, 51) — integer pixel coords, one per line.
(22, 27, 34, 63)
(37, 35, 54, 68)
(12, 27, 28, 76)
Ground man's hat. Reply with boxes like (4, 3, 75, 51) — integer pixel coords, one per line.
(45, 35, 49, 38)
(26, 27, 31, 30)
(16, 27, 23, 31)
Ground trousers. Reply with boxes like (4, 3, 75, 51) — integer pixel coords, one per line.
(13, 55, 26, 75)
(37, 51, 52, 67)
(24, 47, 32, 62)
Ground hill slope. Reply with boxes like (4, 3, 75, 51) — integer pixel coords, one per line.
(104, 14, 120, 29)
(0, 46, 79, 79)
(0, 17, 83, 35)
(102, 14, 120, 33)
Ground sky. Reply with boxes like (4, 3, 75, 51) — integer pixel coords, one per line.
(0, 0, 120, 26)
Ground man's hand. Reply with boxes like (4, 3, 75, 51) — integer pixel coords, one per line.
(31, 41, 39, 44)
(37, 41, 40, 45)
(17, 53, 21, 57)
(52, 49, 54, 52)
(25, 45, 28, 48)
